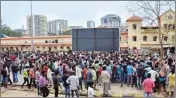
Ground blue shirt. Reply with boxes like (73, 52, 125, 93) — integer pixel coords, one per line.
(106, 66, 112, 75)
(127, 65, 133, 75)
(116, 65, 121, 74)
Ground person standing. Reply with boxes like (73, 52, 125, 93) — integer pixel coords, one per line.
(86, 66, 93, 90)
(82, 65, 88, 89)
(127, 62, 133, 87)
(47, 68, 52, 87)
(1, 66, 8, 88)
(35, 67, 41, 96)
(148, 67, 159, 92)
(106, 63, 112, 90)
(142, 73, 155, 97)
(62, 71, 70, 97)
(52, 71, 59, 97)
(66, 71, 79, 97)
(76, 64, 82, 90)
(101, 65, 110, 97)
(39, 70, 49, 97)
(167, 68, 175, 97)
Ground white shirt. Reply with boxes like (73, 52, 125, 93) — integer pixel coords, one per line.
(88, 87, 94, 97)
(76, 66, 82, 78)
(66, 75, 79, 90)
(47, 68, 52, 79)
(148, 70, 159, 82)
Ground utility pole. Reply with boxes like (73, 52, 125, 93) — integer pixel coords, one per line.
(30, 1, 34, 52)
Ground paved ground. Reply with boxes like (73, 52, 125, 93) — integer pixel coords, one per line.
(3, 74, 164, 97)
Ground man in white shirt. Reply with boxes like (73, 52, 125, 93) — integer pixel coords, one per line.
(76, 64, 82, 90)
(101, 65, 110, 97)
(148, 67, 159, 93)
(66, 71, 79, 97)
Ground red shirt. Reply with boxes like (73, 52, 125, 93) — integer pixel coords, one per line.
(142, 78, 155, 93)
(98, 67, 103, 76)
(43, 66, 48, 75)
(82, 68, 88, 80)
(10, 55, 16, 61)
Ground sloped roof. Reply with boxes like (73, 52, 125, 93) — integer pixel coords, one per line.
(126, 15, 143, 22)
(159, 9, 174, 18)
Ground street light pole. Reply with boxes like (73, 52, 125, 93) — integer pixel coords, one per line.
(30, 1, 34, 52)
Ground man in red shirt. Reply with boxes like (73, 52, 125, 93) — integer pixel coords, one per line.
(142, 73, 155, 97)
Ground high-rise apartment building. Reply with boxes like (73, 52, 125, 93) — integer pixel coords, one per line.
(47, 19, 68, 35)
(27, 15, 47, 36)
(101, 14, 121, 28)
(87, 20, 95, 28)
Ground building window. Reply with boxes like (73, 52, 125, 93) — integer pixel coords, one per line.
(168, 24, 172, 29)
(172, 35, 175, 41)
(164, 24, 167, 28)
(45, 40, 48, 43)
(153, 36, 157, 41)
(52, 41, 54, 43)
(164, 36, 168, 41)
(173, 24, 175, 30)
(120, 37, 121, 41)
(132, 24, 137, 30)
(168, 15, 173, 20)
(55, 40, 58, 43)
(143, 36, 147, 41)
(60, 46, 63, 49)
(67, 46, 70, 50)
(133, 36, 137, 41)
(54, 47, 57, 49)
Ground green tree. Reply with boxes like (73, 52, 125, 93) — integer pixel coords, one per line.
(62, 30, 71, 35)
(0, 24, 22, 37)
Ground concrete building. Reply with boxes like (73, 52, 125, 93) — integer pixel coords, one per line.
(1, 35, 72, 52)
(69, 26, 83, 29)
(27, 15, 47, 36)
(47, 19, 68, 35)
(87, 21, 95, 28)
(125, 9, 175, 53)
(101, 14, 121, 28)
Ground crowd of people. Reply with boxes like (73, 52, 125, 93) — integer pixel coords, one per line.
(0, 50, 175, 97)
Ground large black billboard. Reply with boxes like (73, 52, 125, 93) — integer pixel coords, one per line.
(72, 28, 120, 51)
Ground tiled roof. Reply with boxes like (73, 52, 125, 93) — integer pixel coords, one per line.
(1, 35, 71, 40)
(121, 31, 128, 35)
(126, 15, 143, 22)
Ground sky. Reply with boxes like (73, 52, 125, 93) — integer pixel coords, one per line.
(2, 1, 174, 30)
(2, 1, 132, 30)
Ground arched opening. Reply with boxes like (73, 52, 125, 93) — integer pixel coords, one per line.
(153, 36, 157, 41)
(133, 36, 137, 41)
(143, 36, 147, 41)
(164, 36, 168, 41)
(132, 24, 137, 30)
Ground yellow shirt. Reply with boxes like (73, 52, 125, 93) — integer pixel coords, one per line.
(168, 73, 175, 86)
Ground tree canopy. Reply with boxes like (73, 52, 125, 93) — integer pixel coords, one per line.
(0, 24, 22, 37)
(62, 30, 71, 35)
